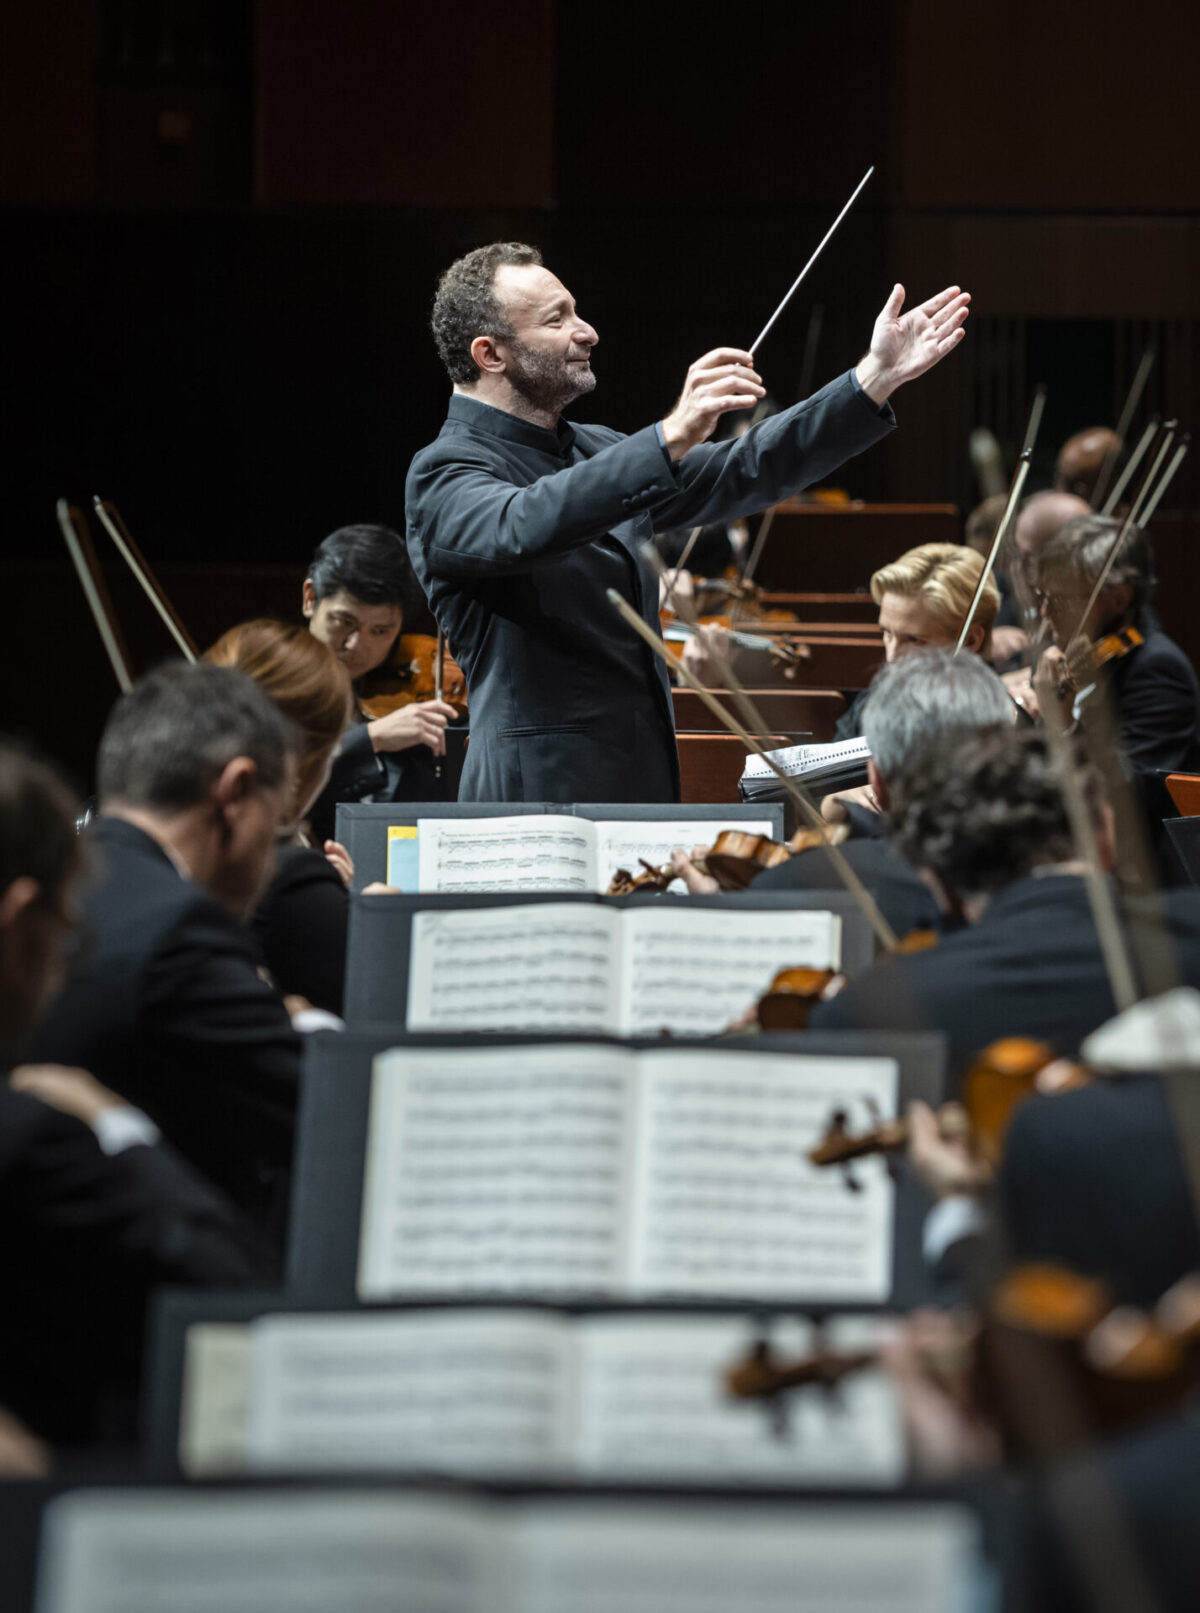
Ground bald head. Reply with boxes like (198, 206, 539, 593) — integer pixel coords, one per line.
(1009, 491, 1091, 609)
(1056, 427, 1122, 502)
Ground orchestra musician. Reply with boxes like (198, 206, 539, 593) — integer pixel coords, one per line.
(808, 725, 1200, 1078)
(303, 524, 458, 841)
(405, 241, 970, 803)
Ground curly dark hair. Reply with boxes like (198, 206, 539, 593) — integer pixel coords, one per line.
(431, 242, 542, 384)
(889, 727, 1107, 901)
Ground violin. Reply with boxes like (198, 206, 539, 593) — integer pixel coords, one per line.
(358, 632, 468, 719)
(659, 614, 811, 677)
(724, 1264, 1200, 1457)
(1052, 624, 1144, 698)
(605, 825, 849, 897)
(807, 1036, 1091, 1180)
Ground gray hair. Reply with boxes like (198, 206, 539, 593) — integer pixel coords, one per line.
(98, 661, 295, 813)
(860, 648, 1014, 782)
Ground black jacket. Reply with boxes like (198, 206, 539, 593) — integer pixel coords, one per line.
(1103, 616, 1200, 775)
(0, 1084, 269, 1444)
(30, 818, 302, 1225)
(306, 719, 447, 845)
(252, 844, 348, 1015)
(405, 375, 894, 803)
(751, 812, 941, 939)
(999, 1075, 1200, 1307)
(810, 873, 1200, 1087)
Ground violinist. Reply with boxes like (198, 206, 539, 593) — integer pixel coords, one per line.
(406, 241, 970, 803)
(671, 649, 1012, 936)
(1035, 515, 1200, 776)
(302, 525, 458, 841)
(809, 726, 1200, 1079)
(821, 542, 1001, 742)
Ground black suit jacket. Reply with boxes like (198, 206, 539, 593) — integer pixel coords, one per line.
(307, 719, 447, 845)
(0, 1084, 269, 1444)
(751, 816, 942, 938)
(810, 874, 1200, 1087)
(1000, 1076, 1200, 1307)
(1104, 618, 1200, 775)
(30, 818, 302, 1224)
(405, 376, 894, 803)
(252, 844, 347, 1015)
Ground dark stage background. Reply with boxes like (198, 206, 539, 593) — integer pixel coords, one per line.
(4, 0, 1200, 787)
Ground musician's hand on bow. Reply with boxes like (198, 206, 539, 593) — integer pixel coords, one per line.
(323, 840, 354, 888)
(660, 348, 765, 461)
(680, 623, 731, 687)
(856, 284, 971, 404)
(907, 1100, 993, 1200)
(367, 699, 457, 757)
(670, 845, 719, 895)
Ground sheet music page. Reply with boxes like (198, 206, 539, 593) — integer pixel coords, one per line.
(243, 1310, 575, 1475)
(358, 1045, 639, 1299)
(571, 1313, 904, 1485)
(406, 903, 621, 1032)
(594, 818, 774, 895)
(417, 815, 596, 892)
(38, 1490, 507, 1613)
(627, 1049, 898, 1301)
(617, 906, 841, 1036)
(742, 735, 871, 782)
(177, 1323, 253, 1477)
(514, 1499, 982, 1613)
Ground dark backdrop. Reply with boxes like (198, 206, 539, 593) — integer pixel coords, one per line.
(4, 0, 1200, 785)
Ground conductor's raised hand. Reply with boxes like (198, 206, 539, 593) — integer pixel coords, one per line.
(855, 285, 971, 405)
(660, 348, 765, 461)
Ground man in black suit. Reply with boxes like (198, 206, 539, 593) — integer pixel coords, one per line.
(31, 663, 304, 1226)
(810, 726, 1200, 1084)
(0, 742, 270, 1445)
(406, 241, 970, 802)
(1037, 515, 1200, 777)
(670, 648, 1013, 937)
(302, 524, 459, 842)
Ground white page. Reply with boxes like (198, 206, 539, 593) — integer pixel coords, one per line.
(617, 905, 841, 1036)
(742, 735, 871, 782)
(572, 1312, 904, 1485)
(358, 1044, 638, 1299)
(406, 903, 621, 1032)
(628, 1049, 898, 1301)
(417, 815, 596, 892)
(244, 1310, 574, 1475)
(514, 1499, 983, 1613)
(177, 1324, 253, 1477)
(37, 1490, 507, 1613)
(593, 818, 774, 894)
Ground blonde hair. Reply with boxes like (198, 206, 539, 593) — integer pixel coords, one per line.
(870, 542, 999, 659)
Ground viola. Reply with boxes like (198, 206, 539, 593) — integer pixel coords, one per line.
(1058, 624, 1144, 694)
(358, 632, 468, 720)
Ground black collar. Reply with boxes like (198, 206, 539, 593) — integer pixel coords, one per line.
(446, 393, 577, 459)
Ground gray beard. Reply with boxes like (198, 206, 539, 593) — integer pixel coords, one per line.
(506, 338, 596, 415)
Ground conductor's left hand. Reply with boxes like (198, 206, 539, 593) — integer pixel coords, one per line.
(856, 284, 971, 404)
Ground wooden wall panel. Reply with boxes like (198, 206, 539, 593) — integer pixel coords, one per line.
(254, 0, 556, 207)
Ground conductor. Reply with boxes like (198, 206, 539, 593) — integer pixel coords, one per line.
(406, 242, 969, 803)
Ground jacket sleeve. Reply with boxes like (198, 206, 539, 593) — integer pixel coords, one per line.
(408, 424, 677, 580)
(1114, 648, 1200, 772)
(648, 371, 895, 533)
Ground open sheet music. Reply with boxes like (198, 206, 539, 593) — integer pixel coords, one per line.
(741, 736, 871, 801)
(410, 814, 774, 893)
(40, 1488, 982, 1613)
(405, 903, 841, 1035)
(179, 1308, 902, 1485)
(358, 1044, 897, 1302)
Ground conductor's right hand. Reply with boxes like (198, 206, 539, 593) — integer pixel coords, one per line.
(660, 348, 765, 461)
(367, 699, 457, 757)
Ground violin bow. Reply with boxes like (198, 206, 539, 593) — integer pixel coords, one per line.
(606, 586, 899, 952)
(1099, 416, 1159, 518)
(1090, 347, 1155, 513)
(93, 497, 199, 661)
(954, 385, 1046, 654)
(1068, 420, 1179, 649)
(56, 501, 134, 694)
(661, 168, 875, 603)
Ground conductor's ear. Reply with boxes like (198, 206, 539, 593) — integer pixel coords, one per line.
(469, 334, 505, 378)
